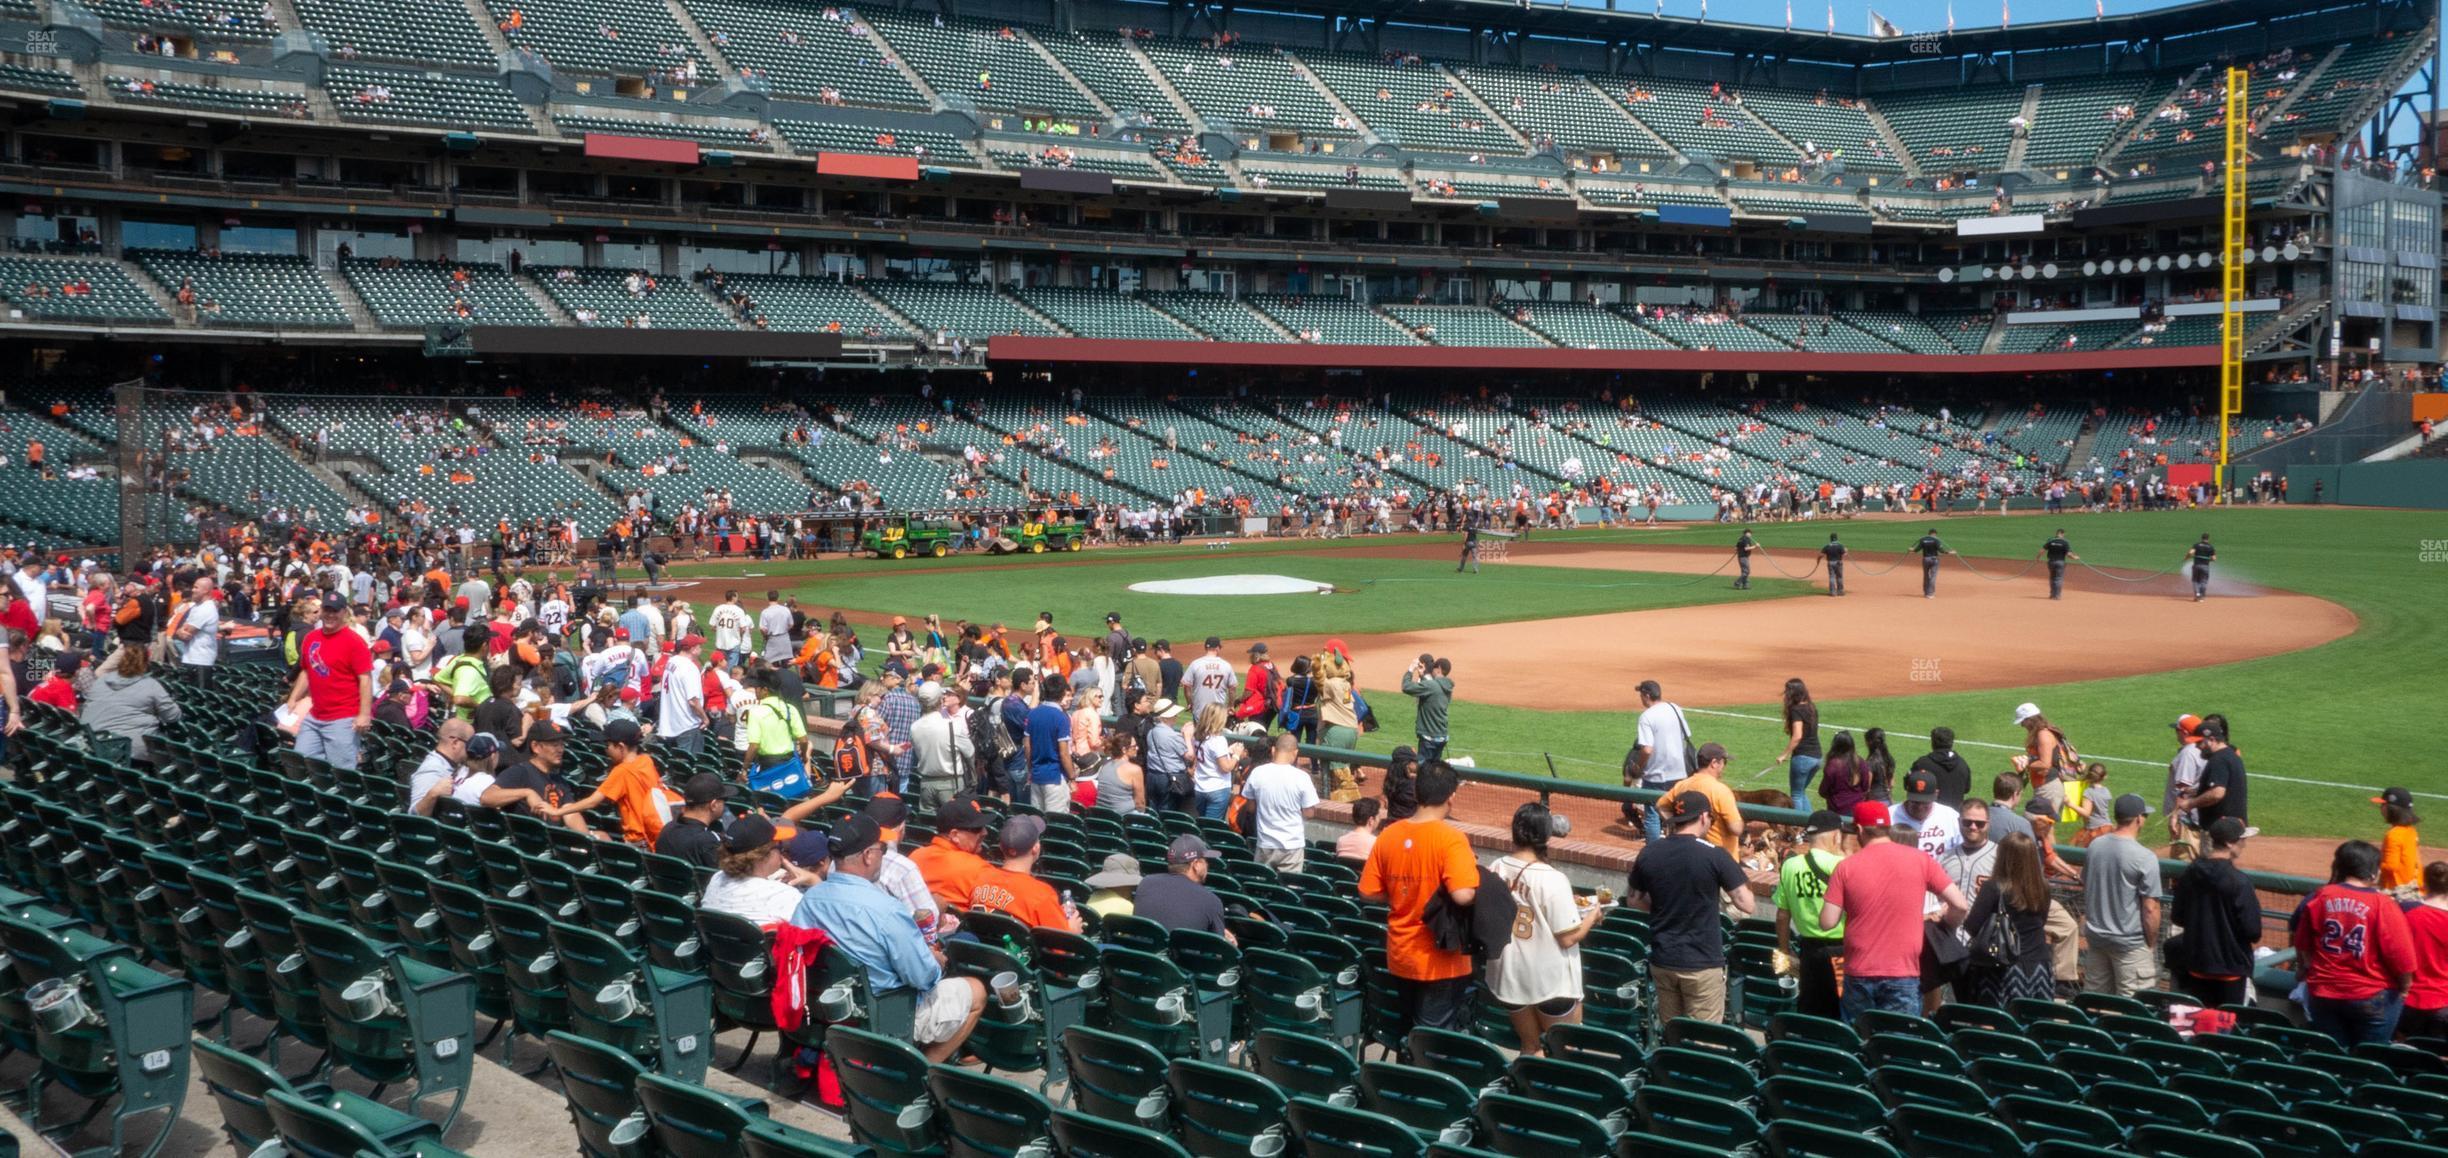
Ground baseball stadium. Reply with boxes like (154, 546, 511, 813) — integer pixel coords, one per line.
(0, 0, 2443, 1149)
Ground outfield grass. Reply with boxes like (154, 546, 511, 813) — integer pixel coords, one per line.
(685, 507, 2439, 839)
(779, 555, 1810, 639)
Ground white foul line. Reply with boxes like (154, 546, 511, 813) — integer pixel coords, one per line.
(1681, 707, 2442, 802)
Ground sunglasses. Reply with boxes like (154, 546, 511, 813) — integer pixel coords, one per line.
(1962, 820, 1989, 828)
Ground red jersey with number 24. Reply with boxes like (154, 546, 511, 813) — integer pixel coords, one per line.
(2293, 883, 2415, 1001)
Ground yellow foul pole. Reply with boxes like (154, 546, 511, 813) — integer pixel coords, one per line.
(2218, 66, 2247, 496)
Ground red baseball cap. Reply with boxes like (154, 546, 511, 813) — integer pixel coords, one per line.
(1850, 801, 1891, 830)
(453, 596, 470, 608)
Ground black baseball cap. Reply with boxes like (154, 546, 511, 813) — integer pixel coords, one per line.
(602, 719, 644, 747)
(1662, 792, 1712, 824)
(1904, 770, 1939, 804)
(721, 814, 777, 854)
(935, 798, 989, 831)
(524, 720, 568, 746)
(828, 814, 883, 860)
(864, 794, 910, 829)
(1202, 635, 1223, 649)
(1800, 809, 1843, 837)
(2207, 816, 2250, 849)
(2376, 787, 2414, 809)
(1167, 834, 1222, 865)
(1105, 612, 1121, 623)
(1694, 742, 1728, 766)
(2113, 793, 2154, 821)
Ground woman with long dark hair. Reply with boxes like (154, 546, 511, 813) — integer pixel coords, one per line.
(1776, 678, 1822, 801)
(1961, 832, 2057, 1006)
(1487, 802, 1601, 1055)
(1862, 727, 1896, 803)
(1817, 731, 1872, 816)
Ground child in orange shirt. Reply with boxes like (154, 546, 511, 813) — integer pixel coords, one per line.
(551, 719, 675, 845)
(2379, 787, 2424, 892)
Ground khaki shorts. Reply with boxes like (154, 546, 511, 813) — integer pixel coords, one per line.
(913, 976, 977, 1045)
(1256, 846, 1306, 874)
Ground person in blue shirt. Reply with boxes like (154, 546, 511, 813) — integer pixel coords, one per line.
(791, 814, 984, 1062)
(618, 596, 657, 656)
(1025, 688, 1076, 813)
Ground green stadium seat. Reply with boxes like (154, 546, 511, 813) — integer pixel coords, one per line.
(1166, 1057, 1288, 1158)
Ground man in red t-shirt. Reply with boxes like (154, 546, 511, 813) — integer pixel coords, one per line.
(2293, 840, 2415, 1047)
(284, 597, 374, 771)
(1820, 801, 1969, 1023)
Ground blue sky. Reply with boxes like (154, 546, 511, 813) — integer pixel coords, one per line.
(1606, 0, 2157, 35)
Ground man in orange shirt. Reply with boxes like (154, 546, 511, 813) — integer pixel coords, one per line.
(909, 797, 991, 908)
(1359, 759, 1480, 1044)
(550, 719, 673, 845)
(1663, 743, 1745, 857)
(970, 815, 1083, 932)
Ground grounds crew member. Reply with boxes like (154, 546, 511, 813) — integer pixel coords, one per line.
(1734, 529, 1756, 590)
(1821, 533, 1847, 596)
(1913, 529, 1952, 598)
(2041, 530, 2077, 600)
(2184, 534, 2216, 601)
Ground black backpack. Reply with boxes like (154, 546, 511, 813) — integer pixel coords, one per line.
(1424, 862, 1520, 962)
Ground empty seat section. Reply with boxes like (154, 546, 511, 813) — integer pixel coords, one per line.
(1613, 77, 1800, 166)
(529, 267, 739, 329)
(986, 143, 1176, 182)
(269, 399, 477, 473)
(1579, 182, 1724, 208)
(289, 0, 494, 66)
(1735, 86, 1904, 174)
(1875, 84, 2026, 171)
(1036, 31, 1188, 131)
(974, 400, 1277, 505)
(84, 0, 277, 40)
(2122, 314, 2222, 347)
(1509, 301, 1676, 349)
(1987, 405, 2085, 469)
(0, 256, 169, 323)
(714, 274, 910, 337)
(1299, 53, 1515, 156)
(827, 398, 1039, 507)
(325, 68, 535, 130)
(0, 63, 79, 95)
(553, 112, 773, 148)
(1138, 39, 1347, 141)
(1452, 65, 1666, 165)
(679, 0, 926, 107)
(482, 0, 709, 77)
(1631, 310, 1790, 352)
(1380, 305, 1551, 347)
(600, 446, 812, 515)
(1840, 311, 1976, 354)
(342, 259, 549, 329)
(1417, 174, 1569, 199)
(1729, 193, 1872, 221)
(2021, 74, 2157, 171)
(862, 280, 1060, 339)
(865, 14, 1097, 118)
(1239, 164, 1407, 190)
(1014, 287, 1199, 341)
(127, 250, 350, 328)
(2275, 38, 2408, 138)
(1245, 294, 1417, 344)
(356, 457, 622, 533)
(165, 435, 357, 525)
(1743, 315, 1901, 353)
(773, 120, 970, 159)
(107, 74, 307, 116)
(1142, 291, 1286, 342)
